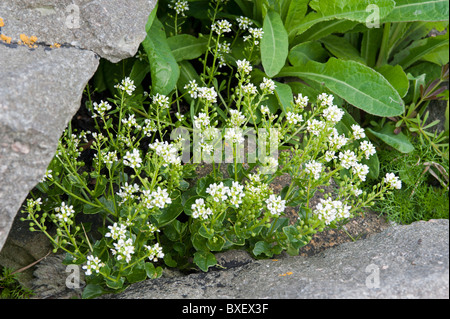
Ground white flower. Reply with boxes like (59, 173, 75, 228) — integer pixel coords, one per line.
(322, 105, 344, 124)
(351, 124, 366, 140)
(228, 181, 245, 207)
(260, 77, 276, 94)
(206, 182, 230, 202)
(191, 198, 213, 220)
(306, 119, 326, 136)
(294, 94, 309, 109)
(317, 93, 334, 107)
(241, 83, 258, 95)
(55, 202, 75, 222)
(260, 105, 270, 116)
(352, 163, 370, 182)
(228, 109, 246, 127)
(111, 238, 135, 263)
(152, 93, 170, 109)
(40, 169, 53, 182)
(144, 243, 165, 262)
(224, 127, 245, 144)
(197, 87, 217, 103)
(105, 222, 127, 241)
(114, 77, 136, 96)
(236, 59, 252, 75)
(384, 173, 402, 189)
(149, 140, 181, 166)
(328, 128, 348, 150)
(212, 19, 232, 34)
(237, 16, 252, 30)
(324, 150, 337, 162)
(245, 27, 264, 45)
(168, 0, 189, 15)
(359, 140, 376, 159)
(305, 160, 323, 180)
(266, 194, 286, 217)
(122, 114, 141, 130)
(184, 80, 199, 99)
(143, 119, 157, 137)
(313, 198, 351, 225)
(286, 112, 303, 125)
(82, 255, 105, 276)
(193, 112, 211, 130)
(142, 187, 172, 210)
(117, 182, 140, 204)
(339, 150, 358, 169)
(123, 149, 142, 169)
(92, 100, 112, 118)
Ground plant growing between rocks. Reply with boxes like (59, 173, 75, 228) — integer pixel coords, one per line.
(17, 0, 429, 298)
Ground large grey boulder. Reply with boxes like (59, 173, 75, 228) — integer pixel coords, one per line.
(0, 44, 99, 252)
(0, 0, 156, 63)
(106, 219, 449, 299)
(0, 0, 157, 253)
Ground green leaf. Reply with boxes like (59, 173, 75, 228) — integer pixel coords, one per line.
(384, 0, 449, 22)
(81, 284, 107, 299)
(261, 10, 289, 78)
(105, 277, 125, 290)
(274, 81, 294, 115)
(288, 41, 329, 66)
(155, 195, 183, 227)
(367, 123, 415, 153)
(284, 0, 309, 35)
(393, 34, 449, 69)
(290, 0, 395, 37)
(252, 241, 273, 257)
(129, 58, 150, 88)
(145, 263, 163, 279)
(142, 18, 180, 95)
(278, 58, 405, 117)
(375, 64, 410, 98)
(126, 262, 147, 284)
(193, 251, 217, 272)
(361, 28, 384, 67)
(167, 34, 208, 62)
(320, 35, 366, 64)
(297, 19, 359, 42)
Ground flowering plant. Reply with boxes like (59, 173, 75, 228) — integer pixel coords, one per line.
(21, 0, 402, 298)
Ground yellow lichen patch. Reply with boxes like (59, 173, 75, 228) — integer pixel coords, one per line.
(0, 33, 11, 44)
(50, 42, 61, 48)
(0, 18, 4, 27)
(18, 33, 38, 48)
(278, 271, 293, 277)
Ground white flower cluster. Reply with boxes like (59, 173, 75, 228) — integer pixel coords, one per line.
(294, 94, 309, 109)
(260, 77, 276, 94)
(228, 109, 246, 127)
(114, 77, 136, 96)
(111, 237, 135, 263)
(266, 194, 286, 217)
(313, 198, 351, 225)
(144, 243, 164, 262)
(105, 222, 127, 240)
(141, 187, 172, 210)
(82, 255, 105, 276)
(236, 59, 252, 75)
(54, 202, 75, 223)
(305, 160, 323, 180)
(212, 19, 232, 35)
(322, 104, 344, 124)
(117, 182, 140, 205)
(149, 139, 181, 166)
(168, 0, 189, 16)
(224, 127, 245, 144)
(286, 111, 303, 125)
(244, 27, 264, 45)
(152, 93, 170, 109)
(191, 198, 213, 219)
(123, 149, 142, 169)
(92, 100, 112, 118)
(236, 16, 252, 30)
(206, 182, 230, 202)
(384, 173, 402, 189)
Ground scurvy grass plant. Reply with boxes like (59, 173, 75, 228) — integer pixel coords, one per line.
(22, 0, 403, 298)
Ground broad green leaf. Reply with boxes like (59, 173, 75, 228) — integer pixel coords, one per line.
(320, 35, 366, 64)
(129, 58, 150, 88)
(284, 0, 309, 35)
(290, 0, 395, 37)
(288, 41, 329, 66)
(278, 58, 405, 117)
(252, 241, 273, 257)
(274, 81, 294, 115)
(155, 195, 183, 227)
(367, 124, 415, 153)
(375, 64, 410, 98)
(361, 28, 383, 67)
(82, 284, 108, 299)
(142, 18, 180, 95)
(126, 262, 147, 283)
(393, 34, 449, 69)
(145, 3, 158, 33)
(297, 19, 359, 42)
(384, 0, 449, 22)
(193, 251, 217, 272)
(167, 34, 208, 62)
(261, 10, 289, 77)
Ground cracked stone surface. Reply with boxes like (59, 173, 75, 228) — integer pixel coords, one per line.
(0, 0, 157, 252)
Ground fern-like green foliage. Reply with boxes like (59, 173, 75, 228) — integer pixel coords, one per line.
(0, 267, 34, 299)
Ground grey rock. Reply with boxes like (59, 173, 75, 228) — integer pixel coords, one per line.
(104, 219, 449, 299)
(0, 44, 99, 251)
(0, 0, 157, 62)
